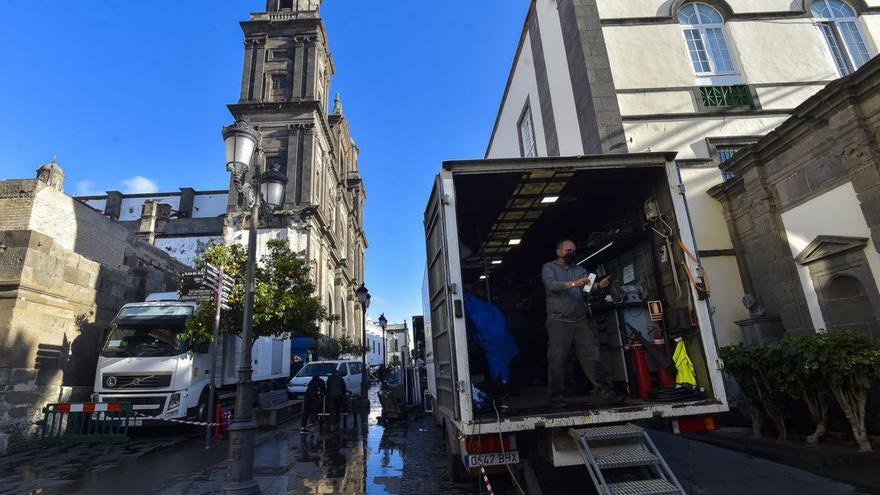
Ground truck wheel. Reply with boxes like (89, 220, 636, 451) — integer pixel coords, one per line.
(189, 391, 210, 423)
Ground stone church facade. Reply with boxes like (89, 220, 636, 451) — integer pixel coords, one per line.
(710, 57, 880, 341)
(77, 0, 368, 344)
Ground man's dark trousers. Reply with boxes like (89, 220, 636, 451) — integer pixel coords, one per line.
(547, 318, 611, 399)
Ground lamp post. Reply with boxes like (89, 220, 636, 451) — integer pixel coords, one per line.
(219, 120, 286, 495)
(378, 313, 388, 366)
(355, 284, 370, 408)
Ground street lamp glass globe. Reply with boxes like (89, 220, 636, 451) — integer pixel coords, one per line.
(260, 169, 288, 209)
(355, 284, 369, 307)
(222, 121, 258, 168)
(378, 313, 387, 330)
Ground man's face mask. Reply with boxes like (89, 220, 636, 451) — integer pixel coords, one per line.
(563, 252, 577, 264)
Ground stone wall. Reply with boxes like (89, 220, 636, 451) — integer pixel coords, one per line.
(710, 57, 880, 337)
(0, 177, 188, 455)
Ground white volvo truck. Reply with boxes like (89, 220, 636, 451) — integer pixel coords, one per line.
(93, 293, 291, 423)
(423, 154, 729, 493)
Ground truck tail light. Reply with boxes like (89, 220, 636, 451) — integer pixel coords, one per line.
(464, 433, 516, 453)
(673, 416, 716, 434)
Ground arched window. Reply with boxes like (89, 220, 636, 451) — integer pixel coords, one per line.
(678, 3, 737, 75)
(812, 0, 871, 76)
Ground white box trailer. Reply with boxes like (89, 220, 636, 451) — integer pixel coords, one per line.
(422, 154, 728, 479)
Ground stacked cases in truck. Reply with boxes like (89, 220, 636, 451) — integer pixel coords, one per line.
(422, 154, 728, 464)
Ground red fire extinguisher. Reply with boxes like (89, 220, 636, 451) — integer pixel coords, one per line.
(630, 336, 652, 400)
(650, 326, 675, 388)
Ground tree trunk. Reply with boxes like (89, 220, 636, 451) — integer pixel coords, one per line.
(746, 403, 763, 438)
(799, 382, 829, 445)
(831, 385, 872, 452)
(752, 377, 786, 441)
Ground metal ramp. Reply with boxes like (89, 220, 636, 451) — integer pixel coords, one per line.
(569, 424, 685, 495)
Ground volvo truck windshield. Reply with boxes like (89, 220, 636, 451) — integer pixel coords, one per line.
(101, 305, 194, 358)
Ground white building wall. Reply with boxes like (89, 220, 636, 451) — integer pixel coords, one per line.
(781, 182, 880, 331)
(119, 196, 180, 221)
(154, 236, 224, 267)
(487, 34, 548, 158)
(535, 0, 584, 156)
(192, 193, 229, 218)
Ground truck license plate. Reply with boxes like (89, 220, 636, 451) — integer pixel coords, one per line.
(466, 451, 519, 468)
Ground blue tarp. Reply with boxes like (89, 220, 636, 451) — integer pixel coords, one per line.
(463, 292, 519, 385)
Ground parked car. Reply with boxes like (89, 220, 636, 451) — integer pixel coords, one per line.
(287, 360, 363, 397)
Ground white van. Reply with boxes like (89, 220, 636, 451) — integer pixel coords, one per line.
(287, 360, 364, 397)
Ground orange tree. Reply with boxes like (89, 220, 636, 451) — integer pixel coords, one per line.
(184, 239, 334, 343)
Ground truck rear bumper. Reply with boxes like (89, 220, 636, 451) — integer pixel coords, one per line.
(463, 399, 727, 435)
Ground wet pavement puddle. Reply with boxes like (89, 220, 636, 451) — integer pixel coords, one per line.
(0, 387, 456, 495)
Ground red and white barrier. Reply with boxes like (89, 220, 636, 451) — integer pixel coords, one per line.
(55, 403, 124, 413)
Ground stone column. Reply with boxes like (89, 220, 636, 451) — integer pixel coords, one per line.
(104, 191, 123, 220)
(303, 36, 317, 101)
(240, 39, 256, 102)
(178, 187, 195, 218)
(292, 36, 306, 100)
(252, 38, 268, 101)
(300, 123, 315, 203)
(285, 124, 302, 207)
(137, 201, 159, 244)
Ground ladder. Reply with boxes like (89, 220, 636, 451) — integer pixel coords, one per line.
(569, 423, 685, 495)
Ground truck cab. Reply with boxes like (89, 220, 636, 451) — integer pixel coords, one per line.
(94, 293, 291, 424)
(93, 299, 208, 422)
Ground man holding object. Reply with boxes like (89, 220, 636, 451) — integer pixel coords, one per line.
(542, 239, 621, 408)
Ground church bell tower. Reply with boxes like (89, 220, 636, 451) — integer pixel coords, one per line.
(227, 0, 334, 212)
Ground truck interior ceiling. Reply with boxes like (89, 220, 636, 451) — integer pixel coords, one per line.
(453, 164, 714, 419)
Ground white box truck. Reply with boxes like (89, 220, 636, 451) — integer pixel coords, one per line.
(422, 154, 729, 487)
(93, 292, 291, 424)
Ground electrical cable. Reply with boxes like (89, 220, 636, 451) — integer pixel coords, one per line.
(677, 239, 711, 295)
(646, 384, 703, 402)
(493, 399, 527, 495)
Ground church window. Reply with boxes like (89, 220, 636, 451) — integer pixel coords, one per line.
(812, 0, 871, 77)
(279, 0, 293, 11)
(518, 103, 537, 158)
(269, 49, 288, 61)
(266, 74, 288, 102)
(678, 3, 737, 76)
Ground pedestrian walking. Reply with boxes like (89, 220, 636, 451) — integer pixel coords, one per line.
(326, 370, 347, 429)
(301, 374, 326, 433)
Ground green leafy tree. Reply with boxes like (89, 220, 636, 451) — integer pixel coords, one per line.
(317, 335, 366, 360)
(774, 335, 832, 445)
(808, 331, 880, 452)
(184, 239, 334, 344)
(720, 344, 789, 440)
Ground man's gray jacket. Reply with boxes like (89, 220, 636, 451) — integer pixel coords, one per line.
(542, 261, 589, 323)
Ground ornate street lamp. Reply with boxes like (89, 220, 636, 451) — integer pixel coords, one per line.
(355, 284, 370, 408)
(378, 313, 388, 366)
(219, 119, 285, 495)
(260, 168, 288, 210)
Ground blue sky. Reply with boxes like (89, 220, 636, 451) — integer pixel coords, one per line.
(0, 0, 528, 325)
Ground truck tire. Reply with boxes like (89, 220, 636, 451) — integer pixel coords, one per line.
(189, 391, 210, 423)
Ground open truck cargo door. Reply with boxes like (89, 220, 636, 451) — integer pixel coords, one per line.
(424, 175, 471, 422)
(424, 153, 728, 437)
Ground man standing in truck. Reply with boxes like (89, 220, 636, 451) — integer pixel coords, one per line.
(542, 239, 621, 408)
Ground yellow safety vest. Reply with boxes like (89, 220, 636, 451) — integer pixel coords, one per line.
(673, 339, 697, 386)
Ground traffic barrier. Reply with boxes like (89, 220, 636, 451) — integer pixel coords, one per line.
(40, 402, 133, 444)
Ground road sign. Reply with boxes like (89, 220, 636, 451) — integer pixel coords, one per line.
(648, 300, 664, 321)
